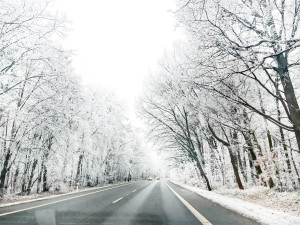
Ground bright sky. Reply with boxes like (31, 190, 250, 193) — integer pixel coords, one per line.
(55, 0, 183, 124)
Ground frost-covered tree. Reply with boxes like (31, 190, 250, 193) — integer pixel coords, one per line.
(0, 0, 147, 197)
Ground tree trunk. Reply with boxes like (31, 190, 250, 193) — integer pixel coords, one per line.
(76, 154, 84, 183)
(13, 168, 19, 193)
(0, 119, 11, 195)
(37, 162, 44, 193)
(196, 161, 212, 191)
(242, 132, 263, 179)
(21, 158, 30, 193)
(228, 147, 244, 190)
(207, 123, 244, 189)
(0, 149, 12, 195)
(231, 130, 247, 184)
(288, 138, 300, 186)
(27, 159, 38, 195)
(42, 166, 48, 192)
(276, 53, 300, 152)
(258, 88, 274, 151)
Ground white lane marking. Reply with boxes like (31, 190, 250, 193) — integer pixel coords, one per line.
(111, 182, 151, 204)
(112, 182, 150, 203)
(130, 183, 149, 194)
(112, 197, 123, 203)
(165, 181, 212, 225)
(0, 182, 138, 217)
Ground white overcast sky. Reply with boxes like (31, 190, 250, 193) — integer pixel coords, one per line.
(55, 0, 183, 123)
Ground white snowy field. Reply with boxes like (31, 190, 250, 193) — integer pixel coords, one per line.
(171, 180, 300, 225)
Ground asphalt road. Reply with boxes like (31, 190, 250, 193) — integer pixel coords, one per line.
(0, 180, 260, 225)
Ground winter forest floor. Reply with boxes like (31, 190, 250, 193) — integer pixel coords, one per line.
(0, 182, 127, 208)
(171, 180, 300, 225)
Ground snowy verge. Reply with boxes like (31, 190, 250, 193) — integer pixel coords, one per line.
(0, 182, 129, 208)
(214, 186, 300, 217)
(170, 180, 300, 225)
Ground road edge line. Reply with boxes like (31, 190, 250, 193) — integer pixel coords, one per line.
(0, 182, 137, 217)
(165, 181, 212, 225)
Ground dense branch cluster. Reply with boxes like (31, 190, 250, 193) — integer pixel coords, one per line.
(139, 0, 300, 191)
(0, 0, 147, 198)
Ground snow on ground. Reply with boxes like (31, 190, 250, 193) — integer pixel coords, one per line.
(0, 182, 127, 208)
(214, 186, 300, 217)
(171, 180, 300, 225)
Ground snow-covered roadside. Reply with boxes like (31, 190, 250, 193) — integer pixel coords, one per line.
(170, 180, 300, 225)
(0, 182, 128, 208)
(214, 186, 300, 217)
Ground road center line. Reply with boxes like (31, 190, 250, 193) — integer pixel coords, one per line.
(0, 182, 138, 217)
(165, 181, 212, 225)
(111, 182, 150, 204)
(112, 197, 123, 203)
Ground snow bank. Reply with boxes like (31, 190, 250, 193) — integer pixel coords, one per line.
(170, 180, 300, 225)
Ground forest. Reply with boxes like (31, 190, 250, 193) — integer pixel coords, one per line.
(0, 0, 148, 198)
(139, 0, 300, 191)
(1, 0, 300, 201)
